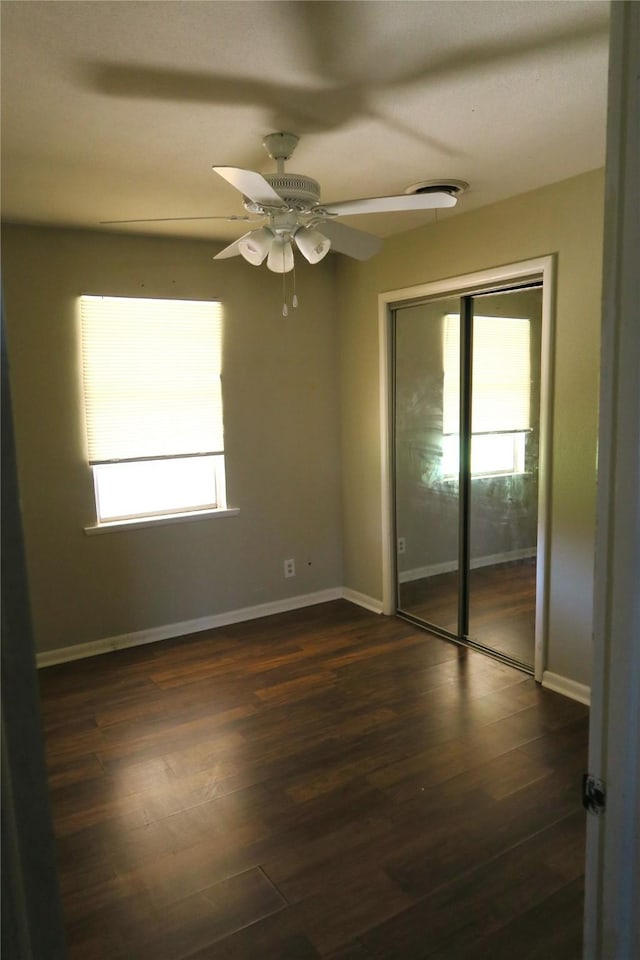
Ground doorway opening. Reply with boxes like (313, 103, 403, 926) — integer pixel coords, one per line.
(380, 258, 554, 679)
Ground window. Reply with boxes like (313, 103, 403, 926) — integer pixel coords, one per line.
(443, 313, 531, 478)
(80, 295, 227, 525)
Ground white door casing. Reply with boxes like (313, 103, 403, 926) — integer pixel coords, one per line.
(583, 2, 640, 957)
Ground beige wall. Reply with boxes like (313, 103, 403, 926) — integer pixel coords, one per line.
(2, 225, 343, 653)
(337, 169, 604, 686)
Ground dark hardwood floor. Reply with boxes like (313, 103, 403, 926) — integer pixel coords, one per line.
(398, 558, 537, 666)
(38, 600, 588, 959)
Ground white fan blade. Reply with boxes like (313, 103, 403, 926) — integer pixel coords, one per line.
(321, 191, 457, 217)
(213, 232, 255, 260)
(100, 215, 249, 225)
(213, 166, 285, 206)
(317, 221, 383, 261)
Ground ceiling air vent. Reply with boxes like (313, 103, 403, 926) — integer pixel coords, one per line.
(404, 179, 469, 197)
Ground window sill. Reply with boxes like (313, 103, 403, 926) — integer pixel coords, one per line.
(84, 506, 240, 535)
(440, 470, 532, 483)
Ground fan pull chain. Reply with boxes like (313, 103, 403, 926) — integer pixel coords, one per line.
(282, 243, 288, 316)
(281, 244, 298, 316)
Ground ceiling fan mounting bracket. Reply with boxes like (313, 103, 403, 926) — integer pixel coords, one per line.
(262, 132, 300, 163)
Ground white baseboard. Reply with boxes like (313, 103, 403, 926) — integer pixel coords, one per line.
(342, 588, 384, 614)
(36, 587, 344, 668)
(542, 670, 591, 706)
(399, 558, 457, 582)
(36, 589, 589, 712)
(398, 548, 536, 584)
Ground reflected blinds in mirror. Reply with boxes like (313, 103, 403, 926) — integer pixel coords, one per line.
(443, 314, 531, 434)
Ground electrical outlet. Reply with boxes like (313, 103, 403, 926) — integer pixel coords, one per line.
(398, 537, 406, 555)
(284, 558, 296, 578)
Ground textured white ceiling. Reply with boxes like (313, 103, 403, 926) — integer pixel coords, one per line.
(0, 0, 610, 243)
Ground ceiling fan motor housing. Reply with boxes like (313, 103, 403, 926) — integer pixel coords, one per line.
(243, 173, 321, 213)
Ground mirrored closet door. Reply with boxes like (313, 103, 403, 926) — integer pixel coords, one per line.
(393, 283, 543, 672)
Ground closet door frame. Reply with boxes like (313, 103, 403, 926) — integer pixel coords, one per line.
(378, 255, 555, 681)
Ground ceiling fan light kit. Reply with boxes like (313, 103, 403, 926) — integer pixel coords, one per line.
(237, 227, 272, 265)
(266, 235, 294, 274)
(294, 226, 332, 264)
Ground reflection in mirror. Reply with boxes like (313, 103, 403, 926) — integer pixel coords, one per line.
(467, 288, 542, 667)
(394, 297, 460, 634)
(393, 285, 542, 671)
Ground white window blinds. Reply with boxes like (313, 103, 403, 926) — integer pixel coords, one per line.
(443, 314, 531, 435)
(80, 296, 223, 464)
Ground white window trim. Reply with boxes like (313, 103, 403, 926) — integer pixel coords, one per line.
(84, 506, 240, 535)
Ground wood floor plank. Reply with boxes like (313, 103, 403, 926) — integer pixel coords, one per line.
(321, 945, 373, 960)
(291, 868, 412, 956)
(425, 876, 585, 960)
(126, 867, 287, 960)
(46, 752, 105, 789)
(181, 907, 320, 959)
(361, 813, 585, 959)
(382, 772, 583, 902)
(255, 670, 338, 704)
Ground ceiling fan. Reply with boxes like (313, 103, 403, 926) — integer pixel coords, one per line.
(210, 132, 461, 273)
(103, 132, 464, 276)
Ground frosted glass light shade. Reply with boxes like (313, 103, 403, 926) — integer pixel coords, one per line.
(294, 227, 332, 263)
(238, 227, 273, 265)
(267, 236, 294, 273)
